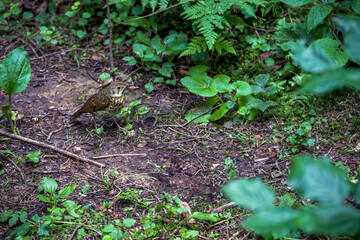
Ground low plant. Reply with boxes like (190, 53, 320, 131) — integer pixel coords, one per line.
(181, 66, 279, 123)
(284, 118, 315, 153)
(224, 155, 360, 239)
(116, 99, 149, 123)
(0, 47, 32, 134)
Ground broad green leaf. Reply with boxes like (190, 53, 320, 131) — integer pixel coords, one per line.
(31, 214, 40, 223)
(151, 35, 166, 54)
(82, 12, 91, 18)
(181, 75, 218, 97)
(11, 222, 32, 237)
(307, 4, 333, 31)
(281, 0, 316, 7)
(185, 108, 211, 124)
(19, 211, 27, 223)
(299, 205, 360, 236)
(243, 208, 300, 237)
(110, 229, 124, 240)
(99, 73, 110, 81)
(76, 30, 87, 39)
(159, 62, 174, 78)
(224, 179, 275, 211)
(355, 181, 360, 204)
(188, 65, 211, 78)
(145, 82, 154, 93)
(264, 86, 280, 95)
(37, 194, 51, 203)
(254, 74, 269, 87)
(213, 74, 232, 93)
(292, 40, 347, 73)
(40, 177, 58, 194)
(9, 214, 18, 227)
(38, 224, 50, 236)
(0, 47, 31, 95)
(232, 81, 252, 97)
(35, 13, 50, 22)
(102, 224, 115, 233)
(58, 183, 76, 198)
(251, 85, 263, 94)
(23, 11, 33, 19)
(62, 200, 80, 218)
(353, 0, 360, 14)
(209, 104, 228, 121)
(289, 156, 351, 204)
(0, 210, 13, 222)
(123, 218, 136, 227)
(249, 99, 277, 112)
(133, 43, 148, 57)
(122, 56, 137, 65)
(182, 230, 199, 238)
(310, 38, 348, 69)
(299, 68, 360, 94)
(334, 16, 360, 64)
(189, 212, 220, 222)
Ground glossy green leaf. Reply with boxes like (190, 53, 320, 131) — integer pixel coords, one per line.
(292, 40, 347, 73)
(40, 177, 58, 194)
(213, 74, 232, 93)
(289, 156, 351, 204)
(209, 104, 228, 121)
(159, 62, 174, 78)
(62, 200, 80, 218)
(224, 179, 275, 211)
(232, 81, 252, 97)
(133, 43, 148, 57)
(334, 16, 360, 64)
(307, 4, 332, 31)
(37, 194, 51, 203)
(181, 75, 217, 97)
(243, 208, 300, 237)
(189, 212, 220, 222)
(151, 35, 166, 54)
(0, 47, 31, 95)
(123, 218, 136, 227)
(280, 0, 316, 7)
(58, 183, 76, 198)
(26, 151, 41, 163)
(299, 68, 360, 94)
(299, 205, 360, 236)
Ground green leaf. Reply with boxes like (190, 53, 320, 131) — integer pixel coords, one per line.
(40, 177, 58, 194)
(307, 4, 333, 31)
(292, 40, 347, 73)
(58, 183, 76, 198)
(23, 11, 33, 19)
(189, 212, 220, 222)
(99, 73, 111, 81)
(37, 194, 51, 203)
(82, 12, 91, 18)
(65, 11, 75, 17)
(145, 82, 154, 93)
(76, 30, 87, 39)
(0, 210, 13, 222)
(19, 211, 27, 223)
(11, 222, 32, 236)
(248, 99, 277, 112)
(26, 151, 41, 163)
(9, 214, 19, 227)
(185, 108, 211, 124)
(133, 43, 148, 58)
(122, 56, 137, 66)
(299, 205, 360, 236)
(182, 230, 199, 238)
(243, 207, 300, 237)
(213, 74, 232, 93)
(355, 181, 360, 204)
(38, 224, 50, 236)
(232, 81, 252, 97)
(289, 156, 351, 204)
(209, 104, 228, 121)
(334, 16, 360, 64)
(0, 47, 32, 95)
(188, 65, 211, 77)
(254, 74, 270, 87)
(102, 224, 115, 233)
(123, 218, 136, 227)
(31, 214, 40, 223)
(299, 68, 360, 94)
(151, 35, 166, 54)
(280, 0, 316, 7)
(181, 74, 218, 97)
(35, 13, 50, 22)
(159, 62, 174, 78)
(353, 0, 360, 14)
(62, 200, 80, 218)
(224, 179, 275, 211)
(111, 228, 124, 240)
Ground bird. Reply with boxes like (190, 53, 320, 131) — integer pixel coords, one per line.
(71, 81, 128, 123)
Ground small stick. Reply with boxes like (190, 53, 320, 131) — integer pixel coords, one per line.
(0, 129, 105, 168)
(92, 153, 147, 159)
(212, 202, 236, 213)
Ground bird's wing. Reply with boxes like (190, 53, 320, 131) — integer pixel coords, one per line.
(87, 93, 111, 112)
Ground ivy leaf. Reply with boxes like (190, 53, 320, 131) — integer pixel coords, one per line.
(224, 179, 275, 211)
(307, 4, 333, 31)
(289, 155, 351, 204)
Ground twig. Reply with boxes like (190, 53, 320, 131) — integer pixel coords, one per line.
(0, 129, 105, 168)
(106, 0, 114, 69)
(160, 104, 222, 128)
(92, 153, 147, 159)
(212, 202, 236, 213)
(68, 223, 82, 240)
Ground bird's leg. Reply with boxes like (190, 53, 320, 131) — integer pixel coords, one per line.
(112, 118, 126, 131)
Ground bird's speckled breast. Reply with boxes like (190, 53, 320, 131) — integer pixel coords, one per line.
(93, 95, 125, 119)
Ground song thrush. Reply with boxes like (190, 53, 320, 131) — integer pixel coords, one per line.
(71, 82, 128, 122)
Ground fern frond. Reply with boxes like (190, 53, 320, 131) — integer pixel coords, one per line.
(213, 37, 236, 55)
(179, 36, 207, 57)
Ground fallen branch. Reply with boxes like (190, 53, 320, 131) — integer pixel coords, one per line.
(92, 153, 147, 159)
(0, 129, 105, 168)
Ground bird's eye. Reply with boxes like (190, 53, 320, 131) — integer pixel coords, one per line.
(117, 86, 121, 90)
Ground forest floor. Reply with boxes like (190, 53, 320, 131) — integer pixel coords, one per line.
(1, 37, 360, 239)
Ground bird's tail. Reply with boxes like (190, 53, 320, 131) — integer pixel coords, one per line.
(70, 108, 83, 122)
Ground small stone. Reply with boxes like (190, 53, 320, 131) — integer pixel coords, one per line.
(73, 146, 81, 153)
